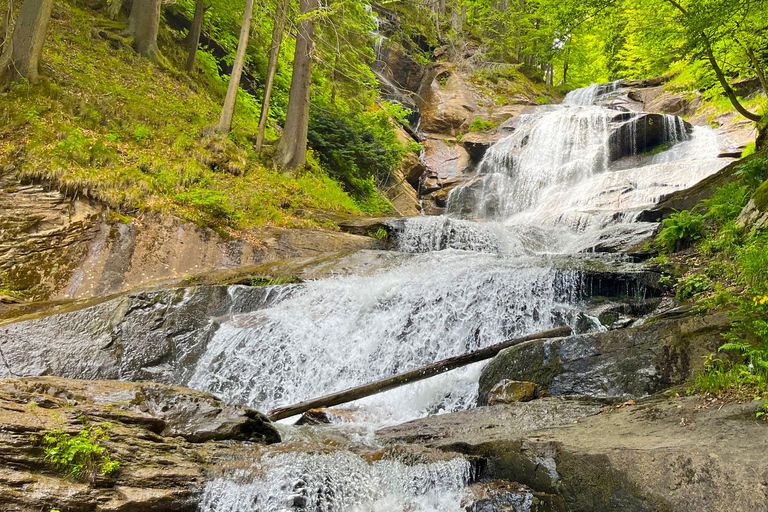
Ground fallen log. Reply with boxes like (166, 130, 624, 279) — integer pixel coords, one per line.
(267, 325, 572, 422)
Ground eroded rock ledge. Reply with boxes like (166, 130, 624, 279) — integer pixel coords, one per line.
(0, 377, 279, 512)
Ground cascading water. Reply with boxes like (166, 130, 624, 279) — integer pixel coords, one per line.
(187, 81, 731, 510)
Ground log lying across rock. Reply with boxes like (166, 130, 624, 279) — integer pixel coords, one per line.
(267, 325, 573, 422)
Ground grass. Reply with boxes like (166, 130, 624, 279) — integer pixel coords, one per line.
(0, 1, 385, 231)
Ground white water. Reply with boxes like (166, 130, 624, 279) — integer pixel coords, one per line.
(199, 452, 472, 512)
(190, 81, 731, 511)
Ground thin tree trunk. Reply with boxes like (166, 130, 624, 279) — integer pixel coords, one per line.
(267, 326, 572, 421)
(0, 0, 52, 87)
(274, 0, 318, 171)
(255, 0, 289, 153)
(745, 47, 768, 97)
(184, 0, 206, 72)
(0, 1, 13, 54)
(129, 0, 161, 62)
(108, 0, 123, 20)
(216, 0, 255, 134)
(451, 0, 461, 33)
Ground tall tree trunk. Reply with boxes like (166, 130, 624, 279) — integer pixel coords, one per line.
(255, 0, 289, 153)
(745, 47, 768, 98)
(184, 0, 206, 72)
(562, 47, 570, 85)
(129, 0, 161, 62)
(216, 0, 255, 134)
(0, 0, 52, 87)
(274, 0, 318, 171)
(451, 0, 461, 33)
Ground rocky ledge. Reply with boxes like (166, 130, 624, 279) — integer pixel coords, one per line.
(0, 377, 279, 512)
(379, 395, 768, 512)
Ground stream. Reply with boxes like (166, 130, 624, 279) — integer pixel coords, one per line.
(189, 82, 728, 511)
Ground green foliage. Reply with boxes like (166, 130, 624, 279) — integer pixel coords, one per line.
(676, 274, 712, 301)
(702, 182, 749, 227)
(468, 118, 497, 132)
(739, 232, 768, 287)
(174, 189, 234, 220)
(742, 143, 756, 158)
(307, 105, 403, 209)
(41, 425, 120, 481)
(656, 210, 704, 253)
(736, 155, 768, 191)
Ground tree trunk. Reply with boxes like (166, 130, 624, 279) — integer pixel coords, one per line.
(745, 47, 768, 98)
(703, 41, 761, 122)
(108, 0, 123, 20)
(267, 326, 572, 421)
(0, 0, 52, 87)
(273, 0, 318, 171)
(216, 0, 255, 134)
(255, 0, 289, 153)
(129, 0, 161, 62)
(184, 0, 206, 72)
(451, 0, 461, 33)
(0, 1, 13, 54)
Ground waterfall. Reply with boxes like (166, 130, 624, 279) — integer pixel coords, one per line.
(185, 80, 731, 510)
(199, 453, 472, 512)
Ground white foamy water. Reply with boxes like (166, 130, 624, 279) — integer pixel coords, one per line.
(199, 452, 472, 512)
(191, 81, 731, 511)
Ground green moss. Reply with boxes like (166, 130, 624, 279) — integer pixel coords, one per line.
(753, 180, 768, 212)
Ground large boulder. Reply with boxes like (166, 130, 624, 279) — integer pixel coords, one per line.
(608, 113, 693, 161)
(477, 310, 730, 405)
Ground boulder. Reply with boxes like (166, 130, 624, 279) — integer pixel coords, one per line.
(423, 136, 472, 179)
(462, 481, 564, 512)
(608, 113, 693, 161)
(462, 131, 506, 162)
(736, 184, 768, 231)
(487, 380, 539, 405)
(419, 70, 481, 134)
(477, 311, 731, 405)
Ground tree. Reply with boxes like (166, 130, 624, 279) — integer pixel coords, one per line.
(0, 1, 13, 54)
(0, 0, 52, 87)
(274, 0, 319, 171)
(129, 0, 162, 61)
(255, 0, 290, 152)
(216, 0, 255, 133)
(184, 0, 207, 72)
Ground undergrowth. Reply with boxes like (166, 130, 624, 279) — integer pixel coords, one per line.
(0, 1, 397, 231)
(654, 153, 768, 417)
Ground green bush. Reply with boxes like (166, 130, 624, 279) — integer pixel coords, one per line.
(41, 425, 120, 481)
(656, 210, 704, 253)
(174, 189, 234, 219)
(740, 232, 768, 287)
(702, 182, 749, 227)
(676, 274, 712, 301)
(307, 106, 405, 200)
(467, 118, 497, 132)
(735, 155, 768, 191)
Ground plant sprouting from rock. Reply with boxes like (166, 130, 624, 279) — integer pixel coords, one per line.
(40, 424, 120, 481)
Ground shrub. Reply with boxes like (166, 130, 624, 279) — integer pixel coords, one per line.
(467, 118, 497, 132)
(735, 155, 768, 191)
(41, 425, 120, 481)
(740, 233, 768, 287)
(174, 189, 234, 219)
(702, 182, 748, 227)
(656, 210, 704, 252)
(676, 274, 712, 301)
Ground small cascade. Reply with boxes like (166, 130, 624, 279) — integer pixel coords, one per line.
(395, 217, 504, 254)
(563, 79, 623, 106)
(199, 452, 472, 512)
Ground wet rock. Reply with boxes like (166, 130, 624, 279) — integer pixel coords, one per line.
(381, 395, 768, 512)
(294, 408, 358, 426)
(638, 155, 752, 222)
(0, 377, 279, 512)
(462, 131, 506, 162)
(608, 113, 693, 161)
(462, 481, 564, 512)
(423, 136, 472, 180)
(477, 311, 731, 404)
(487, 380, 539, 405)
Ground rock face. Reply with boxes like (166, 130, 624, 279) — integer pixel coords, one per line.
(0, 377, 279, 512)
(0, 285, 290, 383)
(379, 396, 768, 512)
(0, 174, 379, 305)
(608, 113, 693, 161)
(477, 311, 730, 405)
